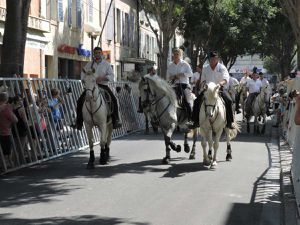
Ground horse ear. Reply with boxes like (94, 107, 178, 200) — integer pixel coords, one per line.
(82, 68, 86, 74)
(203, 84, 208, 90)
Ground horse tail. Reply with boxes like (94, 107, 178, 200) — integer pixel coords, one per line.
(227, 121, 241, 140)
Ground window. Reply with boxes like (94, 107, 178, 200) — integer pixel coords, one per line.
(106, 0, 114, 41)
(76, 0, 82, 28)
(88, 0, 93, 23)
(68, 0, 72, 26)
(58, 0, 63, 22)
(116, 9, 121, 43)
(125, 13, 129, 46)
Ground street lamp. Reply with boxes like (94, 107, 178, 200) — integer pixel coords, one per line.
(84, 23, 101, 58)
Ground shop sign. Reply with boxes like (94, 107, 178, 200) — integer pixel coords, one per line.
(77, 44, 91, 57)
(57, 44, 76, 54)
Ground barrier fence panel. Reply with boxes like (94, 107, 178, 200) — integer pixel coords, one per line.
(0, 78, 145, 174)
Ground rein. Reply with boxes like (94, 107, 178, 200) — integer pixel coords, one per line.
(85, 85, 103, 124)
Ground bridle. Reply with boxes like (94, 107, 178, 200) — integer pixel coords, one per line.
(141, 79, 171, 122)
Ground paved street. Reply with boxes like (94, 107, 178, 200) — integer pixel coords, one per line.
(0, 118, 281, 225)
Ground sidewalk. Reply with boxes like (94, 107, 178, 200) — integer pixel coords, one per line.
(279, 128, 300, 225)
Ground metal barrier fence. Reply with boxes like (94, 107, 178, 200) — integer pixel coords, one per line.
(0, 78, 145, 174)
(281, 76, 300, 215)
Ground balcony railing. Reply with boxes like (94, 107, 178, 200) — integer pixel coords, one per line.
(0, 7, 50, 33)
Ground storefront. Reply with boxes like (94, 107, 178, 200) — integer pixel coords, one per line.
(56, 43, 91, 79)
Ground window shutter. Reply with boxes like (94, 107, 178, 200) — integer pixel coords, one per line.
(58, 0, 63, 22)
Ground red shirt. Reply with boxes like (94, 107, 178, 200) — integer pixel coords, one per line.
(0, 104, 18, 136)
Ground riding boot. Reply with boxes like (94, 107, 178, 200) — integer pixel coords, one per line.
(221, 91, 235, 129)
(189, 92, 204, 129)
(71, 91, 85, 130)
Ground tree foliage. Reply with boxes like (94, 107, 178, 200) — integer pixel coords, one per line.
(139, 0, 190, 79)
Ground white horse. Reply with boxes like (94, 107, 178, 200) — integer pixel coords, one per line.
(139, 76, 195, 164)
(247, 84, 269, 134)
(82, 70, 113, 169)
(199, 83, 239, 169)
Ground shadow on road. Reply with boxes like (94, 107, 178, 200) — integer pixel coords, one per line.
(0, 214, 150, 225)
(224, 128, 281, 225)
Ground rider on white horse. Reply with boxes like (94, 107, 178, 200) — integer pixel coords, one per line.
(72, 47, 121, 130)
(190, 51, 235, 129)
(245, 71, 262, 118)
(259, 72, 271, 116)
(167, 48, 193, 124)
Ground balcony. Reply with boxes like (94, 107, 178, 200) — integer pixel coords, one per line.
(0, 7, 50, 33)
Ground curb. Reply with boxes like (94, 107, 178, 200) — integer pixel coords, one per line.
(279, 129, 299, 225)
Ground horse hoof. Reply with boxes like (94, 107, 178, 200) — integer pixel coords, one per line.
(86, 163, 95, 170)
(226, 154, 232, 161)
(175, 145, 181, 152)
(210, 161, 217, 169)
(203, 160, 210, 167)
(184, 144, 190, 153)
(162, 157, 170, 164)
(189, 154, 195, 160)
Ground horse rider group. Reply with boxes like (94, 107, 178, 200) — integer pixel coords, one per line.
(71, 46, 271, 132)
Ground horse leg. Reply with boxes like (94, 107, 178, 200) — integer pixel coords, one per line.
(184, 132, 190, 153)
(224, 128, 232, 161)
(189, 129, 197, 160)
(167, 123, 181, 153)
(200, 128, 210, 166)
(145, 113, 149, 134)
(211, 130, 222, 169)
(85, 124, 95, 169)
(207, 131, 213, 162)
(99, 123, 108, 165)
(162, 134, 171, 164)
(261, 115, 266, 134)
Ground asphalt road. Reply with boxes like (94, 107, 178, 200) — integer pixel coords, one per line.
(0, 117, 281, 225)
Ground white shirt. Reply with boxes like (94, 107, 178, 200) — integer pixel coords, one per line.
(144, 73, 159, 79)
(191, 72, 200, 86)
(240, 76, 251, 85)
(201, 63, 230, 87)
(247, 79, 262, 94)
(167, 59, 193, 84)
(81, 60, 114, 85)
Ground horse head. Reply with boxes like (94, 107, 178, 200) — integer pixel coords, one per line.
(139, 77, 153, 110)
(204, 83, 220, 118)
(82, 68, 97, 102)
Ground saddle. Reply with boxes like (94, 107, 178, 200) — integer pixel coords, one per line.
(99, 88, 113, 117)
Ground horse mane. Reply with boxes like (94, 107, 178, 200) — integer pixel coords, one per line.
(146, 76, 178, 107)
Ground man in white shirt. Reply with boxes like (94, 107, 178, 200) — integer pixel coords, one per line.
(245, 71, 262, 118)
(190, 51, 235, 129)
(72, 47, 121, 130)
(191, 65, 201, 93)
(259, 72, 271, 116)
(167, 48, 193, 123)
(137, 66, 159, 113)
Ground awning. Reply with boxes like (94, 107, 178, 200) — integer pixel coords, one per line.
(123, 57, 155, 65)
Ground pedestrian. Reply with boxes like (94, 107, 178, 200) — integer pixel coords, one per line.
(167, 48, 193, 125)
(72, 47, 121, 130)
(190, 51, 235, 129)
(0, 92, 18, 168)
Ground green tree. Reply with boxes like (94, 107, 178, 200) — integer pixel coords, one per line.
(261, 12, 297, 80)
(0, 0, 31, 77)
(139, 0, 189, 79)
(280, 0, 300, 68)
